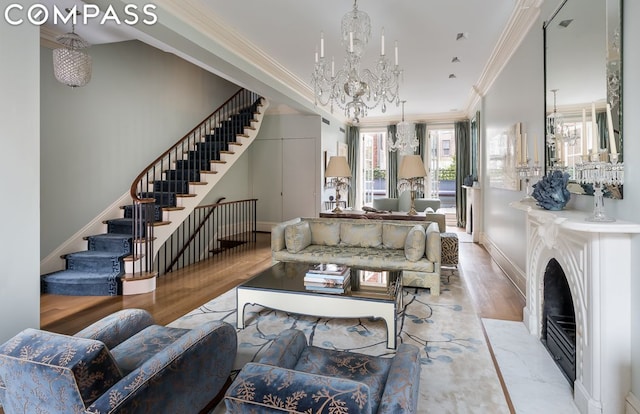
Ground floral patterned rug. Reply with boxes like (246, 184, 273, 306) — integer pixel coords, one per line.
(169, 268, 510, 413)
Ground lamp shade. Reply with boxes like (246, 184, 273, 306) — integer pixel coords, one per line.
(398, 155, 427, 179)
(325, 156, 352, 178)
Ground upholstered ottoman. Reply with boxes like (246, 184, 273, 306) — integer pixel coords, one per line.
(441, 232, 459, 267)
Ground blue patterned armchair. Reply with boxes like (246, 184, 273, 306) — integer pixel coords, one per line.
(224, 329, 420, 413)
(0, 309, 237, 414)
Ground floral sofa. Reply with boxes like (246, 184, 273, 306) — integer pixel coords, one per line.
(0, 309, 236, 414)
(272, 217, 442, 295)
(225, 329, 421, 413)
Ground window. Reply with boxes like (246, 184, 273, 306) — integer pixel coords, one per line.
(442, 139, 451, 157)
(361, 130, 387, 206)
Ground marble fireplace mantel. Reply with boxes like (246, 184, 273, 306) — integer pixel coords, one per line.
(512, 201, 640, 414)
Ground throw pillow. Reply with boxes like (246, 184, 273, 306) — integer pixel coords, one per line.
(404, 225, 426, 262)
(285, 221, 311, 253)
(308, 221, 341, 246)
(339, 222, 382, 247)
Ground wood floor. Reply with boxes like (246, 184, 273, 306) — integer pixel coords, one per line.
(41, 230, 524, 335)
(34, 228, 527, 414)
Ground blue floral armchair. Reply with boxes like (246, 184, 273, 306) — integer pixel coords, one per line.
(0, 309, 236, 414)
(224, 329, 421, 413)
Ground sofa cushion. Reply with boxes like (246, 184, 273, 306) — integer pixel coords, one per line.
(294, 345, 392, 413)
(285, 221, 312, 253)
(225, 363, 372, 413)
(382, 222, 414, 249)
(272, 244, 435, 273)
(405, 225, 426, 262)
(308, 220, 341, 246)
(110, 325, 190, 375)
(425, 223, 442, 263)
(372, 198, 398, 212)
(339, 222, 382, 248)
(0, 328, 122, 408)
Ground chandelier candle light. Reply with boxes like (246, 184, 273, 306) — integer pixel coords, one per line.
(312, 0, 402, 122)
(325, 156, 352, 212)
(575, 106, 623, 222)
(516, 132, 542, 201)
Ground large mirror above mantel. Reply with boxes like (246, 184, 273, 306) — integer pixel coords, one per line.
(544, 0, 623, 199)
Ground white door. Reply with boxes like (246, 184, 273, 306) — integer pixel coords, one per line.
(282, 137, 316, 220)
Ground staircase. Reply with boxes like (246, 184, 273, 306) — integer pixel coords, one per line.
(41, 89, 268, 296)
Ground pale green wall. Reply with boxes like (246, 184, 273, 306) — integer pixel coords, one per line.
(481, 12, 545, 278)
(0, 16, 40, 342)
(40, 40, 239, 259)
(483, 0, 640, 399)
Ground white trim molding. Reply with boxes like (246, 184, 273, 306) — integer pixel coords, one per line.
(628, 393, 640, 414)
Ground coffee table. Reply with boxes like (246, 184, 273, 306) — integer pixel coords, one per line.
(237, 262, 402, 349)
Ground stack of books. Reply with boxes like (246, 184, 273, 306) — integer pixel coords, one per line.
(304, 264, 351, 294)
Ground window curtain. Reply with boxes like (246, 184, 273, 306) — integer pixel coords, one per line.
(415, 123, 426, 198)
(346, 125, 360, 208)
(455, 121, 471, 228)
(596, 111, 607, 151)
(387, 124, 398, 198)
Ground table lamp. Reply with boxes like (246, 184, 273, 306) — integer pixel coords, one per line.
(325, 156, 352, 212)
(398, 155, 427, 215)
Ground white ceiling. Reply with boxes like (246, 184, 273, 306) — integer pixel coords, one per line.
(40, 0, 543, 125)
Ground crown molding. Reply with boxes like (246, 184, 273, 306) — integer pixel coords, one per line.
(40, 26, 63, 49)
(154, 0, 314, 104)
(465, 0, 542, 114)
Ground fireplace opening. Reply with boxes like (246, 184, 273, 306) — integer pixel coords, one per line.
(542, 259, 576, 385)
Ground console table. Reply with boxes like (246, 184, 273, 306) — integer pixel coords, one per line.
(319, 210, 430, 221)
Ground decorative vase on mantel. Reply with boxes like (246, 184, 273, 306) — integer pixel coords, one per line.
(531, 170, 571, 211)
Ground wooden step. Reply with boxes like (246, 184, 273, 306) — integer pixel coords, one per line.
(162, 206, 185, 212)
(121, 271, 158, 281)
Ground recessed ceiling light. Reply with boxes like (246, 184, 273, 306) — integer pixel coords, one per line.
(449, 74, 457, 79)
(456, 32, 468, 41)
(451, 57, 460, 63)
(559, 19, 573, 28)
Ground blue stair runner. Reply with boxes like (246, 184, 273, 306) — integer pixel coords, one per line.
(41, 101, 260, 296)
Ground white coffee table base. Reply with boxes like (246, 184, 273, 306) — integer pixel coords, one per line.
(237, 288, 399, 349)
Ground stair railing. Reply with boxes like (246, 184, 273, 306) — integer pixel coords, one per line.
(129, 88, 260, 276)
(159, 198, 257, 274)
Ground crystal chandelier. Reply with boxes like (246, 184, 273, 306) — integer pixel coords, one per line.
(53, 9, 92, 88)
(546, 89, 577, 146)
(388, 101, 417, 153)
(311, 0, 402, 122)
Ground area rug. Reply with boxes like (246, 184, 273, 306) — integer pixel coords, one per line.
(169, 268, 510, 413)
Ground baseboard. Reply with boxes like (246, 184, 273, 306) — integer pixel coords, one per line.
(627, 392, 640, 414)
(257, 221, 278, 233)
(40, 191, 131, 275)
(480, 233, 526, 298)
